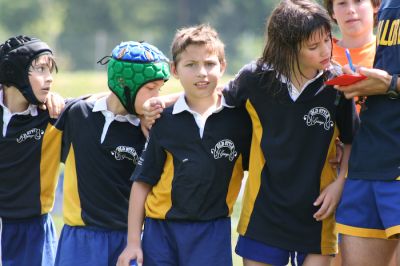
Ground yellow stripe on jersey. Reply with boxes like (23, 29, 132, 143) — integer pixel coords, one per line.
(145, 151, 174, 219)
(226, 154, 244, 216)
(238, 100, 265, 235)
(319, 126, 339, 255)
(40, 124, 62, 214)
(63, 144, 85, 226)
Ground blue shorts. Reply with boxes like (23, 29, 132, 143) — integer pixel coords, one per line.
(1, 214, 57, 266)
(235, 235, 307, 266)
(55, 225, 127, 266)
(142, 217, 232, 266)
(336, 178, 400, 239)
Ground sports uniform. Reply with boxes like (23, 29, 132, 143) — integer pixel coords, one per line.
(132, 94, 252, 266)
(336, 0, 400, 239)
(0, 35, 60, 266)
(54, 41, 170, 266)
(222, 62, 358, 263)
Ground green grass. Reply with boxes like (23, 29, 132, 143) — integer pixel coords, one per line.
(51, 71, 243, 265)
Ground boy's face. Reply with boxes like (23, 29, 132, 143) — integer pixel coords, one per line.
(298, 29, 332, 78)
(134, 79, 165, 115)
(332, 0, 378, 37)
(28, 55, 54, 103)
(171, 44, 225, 101)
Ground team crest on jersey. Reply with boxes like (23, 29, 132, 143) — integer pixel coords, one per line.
(16, 128, 44, 143)
(211, 139, 237, 161)
(111, 146, 139, 164)
(303, 107, 333, 131)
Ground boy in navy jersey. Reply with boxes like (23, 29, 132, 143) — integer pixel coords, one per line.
(54, 41, 170, 266)
(117, 24, 252, 266)
(335, 0, 400, 264)
(0, 35, 62, 266)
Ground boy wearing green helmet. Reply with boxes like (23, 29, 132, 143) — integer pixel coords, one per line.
(54, 41, 169, 266)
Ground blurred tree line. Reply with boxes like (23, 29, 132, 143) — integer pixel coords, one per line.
(0, 0, 280, 74)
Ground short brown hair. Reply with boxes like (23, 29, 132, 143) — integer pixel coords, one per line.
(171, 24, 225, 65)
(324, 0, 381, 26)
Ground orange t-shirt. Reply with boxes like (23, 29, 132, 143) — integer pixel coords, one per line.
(332, 37, 376, 68)
(332, 37, 376, 113)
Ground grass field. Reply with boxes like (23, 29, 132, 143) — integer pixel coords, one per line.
(50, 71, 244, 266)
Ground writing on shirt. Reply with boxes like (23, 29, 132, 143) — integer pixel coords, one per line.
(377, 19, 400, 46)
(211, 139, 238, 161)
(16, 128, 44, 143)
(111, 146, 139, 164)
(303, 107, 334, 131)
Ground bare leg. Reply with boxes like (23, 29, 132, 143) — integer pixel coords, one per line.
(341, 235, 398, 266)
(331, 242, 342, 266)
(243, 258, 272, 266)
(302, 254, 332, 266)
(396, 241, 400, 266)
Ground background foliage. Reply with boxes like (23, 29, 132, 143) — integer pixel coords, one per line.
(0, 0, 285, 74)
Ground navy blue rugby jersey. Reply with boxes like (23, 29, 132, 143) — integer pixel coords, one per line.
(223, 63, 359, 255)
(347, 0, 400, 181)
(132, 103, 251, 221)
(0, 107, 61, 219)
(55, 99, 146, 230)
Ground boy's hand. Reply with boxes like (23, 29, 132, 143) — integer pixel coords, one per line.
(313, 178, 345, 221)
(116, 244, 143, 266)
(335, 66, 391, 98)
(328, 139, 344, 169)
(142, 97, 165, 130)
(39, 92, 65, 118)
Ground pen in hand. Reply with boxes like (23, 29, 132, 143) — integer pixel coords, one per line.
(345, 48, 356, 72)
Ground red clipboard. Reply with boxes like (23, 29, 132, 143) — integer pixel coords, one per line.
(325, 74, 367, 86)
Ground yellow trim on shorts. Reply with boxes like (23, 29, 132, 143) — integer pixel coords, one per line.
(337, 223, 387, 239)
(386, 225, 400, 239)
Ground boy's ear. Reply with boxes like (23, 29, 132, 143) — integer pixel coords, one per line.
(170, 62, 179, 79)
(220, 60, 227, 75)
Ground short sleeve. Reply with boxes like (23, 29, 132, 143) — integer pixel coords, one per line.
(336, 96, 360, 144)
(131, 125, 166, 186)
(223, 63, 256, 107)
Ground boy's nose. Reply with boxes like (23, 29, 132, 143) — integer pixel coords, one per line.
(197, 65, 207, 77)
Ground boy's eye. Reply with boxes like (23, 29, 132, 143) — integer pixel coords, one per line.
(34, 66, 45, 72)
(185, 63, 194, 67)
(206, 62, 217, 67)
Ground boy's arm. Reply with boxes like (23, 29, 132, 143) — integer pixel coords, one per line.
(142, 92, 181, 130)
(313, 144, 351, 221)
(40, 92, 65, 118)
(117, 181, 151, 266)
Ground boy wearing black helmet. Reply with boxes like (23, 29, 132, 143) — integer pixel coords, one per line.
(54, 41, 169, 266)
(0, 35, 61, 266)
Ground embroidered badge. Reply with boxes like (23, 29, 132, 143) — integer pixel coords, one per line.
(303, 107, 334, 131)
(111, 146, 139, 164)
(211, 139, 238, 161)
(16, 128, 44, 143)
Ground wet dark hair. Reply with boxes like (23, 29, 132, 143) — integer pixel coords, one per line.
(258, 0, 332, 83)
